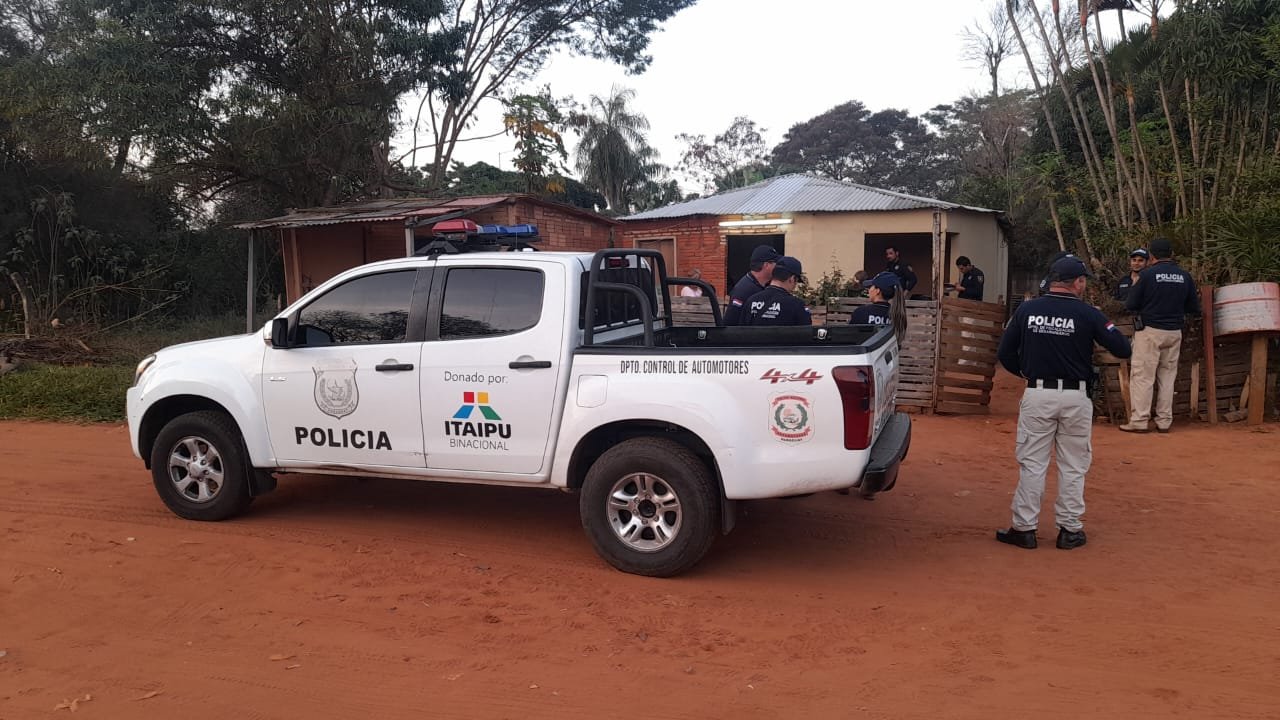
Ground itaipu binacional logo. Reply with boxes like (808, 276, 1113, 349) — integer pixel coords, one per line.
(769, 394, 813, 443)
(313, 359, 359, 419)
(453, 391, 501, 420)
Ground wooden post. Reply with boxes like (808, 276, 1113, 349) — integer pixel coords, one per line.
(1190, 362, 1200, 420)
(1201, 284, 1218, 424)
(1249, 334, 1267, 425)
(246, 231, 256, 333)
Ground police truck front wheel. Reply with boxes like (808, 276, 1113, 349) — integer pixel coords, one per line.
(150, 411, 254, 521)
(580, 438, 720, 577)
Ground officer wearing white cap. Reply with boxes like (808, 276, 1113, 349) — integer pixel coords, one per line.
(723, 244, 780, 325)
(743, 256, 812, 326)
(1112, 248, 1149, 302)
(995, 255, 1132, 550)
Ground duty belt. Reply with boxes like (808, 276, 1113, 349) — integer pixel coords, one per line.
(1027, 378, 1086, 390)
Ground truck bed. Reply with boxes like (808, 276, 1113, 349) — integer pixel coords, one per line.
(580, 324, 892, 353)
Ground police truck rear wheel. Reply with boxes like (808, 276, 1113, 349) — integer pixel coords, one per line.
(580, 438, 719, 577)
(150, 411, 253, 521)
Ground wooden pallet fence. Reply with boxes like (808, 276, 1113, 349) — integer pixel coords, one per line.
(669, 296, 719, 325)
(933, 297, 1006, 415)
(1095, 318, 1279, 422)
(828, 297, 940, 409)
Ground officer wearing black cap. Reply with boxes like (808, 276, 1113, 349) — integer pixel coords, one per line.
(743, 256, 811, 326)
(850, 270, 907, 341)
(1038, 251, 1075, 295)
(1112, 248, 1149, 302)
(723, 245, 780, 325)
(849, 272, 898, 326)
(1120, 237, 1200, 434)
(995, 255, 1132, 551)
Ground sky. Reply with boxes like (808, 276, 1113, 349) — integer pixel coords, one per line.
(391, 0, 1034, 192)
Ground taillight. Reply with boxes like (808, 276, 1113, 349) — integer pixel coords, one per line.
(833, 365, 875, 450)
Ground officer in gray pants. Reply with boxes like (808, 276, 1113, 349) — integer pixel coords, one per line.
(994, 257, 1133, 549)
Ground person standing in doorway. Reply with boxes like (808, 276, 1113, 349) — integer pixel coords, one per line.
(884, 246, 918, 293)
(680, 268, 704, 297)
(953, 256, 985, 301)
(1112, 248, 1149, 302)
(723, 245, 779, 325)
(1120, 238, 1201, 434)
(743, 256, 812, 326)
(995, 256, 1132, 550)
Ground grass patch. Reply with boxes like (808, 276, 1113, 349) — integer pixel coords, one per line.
(0, 364, 132, 422)
(97, 313, 271, 365)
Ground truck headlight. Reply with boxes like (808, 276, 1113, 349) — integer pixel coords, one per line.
(133, 354, 157, 387)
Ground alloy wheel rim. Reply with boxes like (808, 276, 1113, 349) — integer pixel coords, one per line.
(606, 472, 682, 552)
(167, 435, 225, 504)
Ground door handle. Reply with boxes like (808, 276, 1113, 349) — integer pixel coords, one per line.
(375, 362, 414, 372)
(508, 360, 552, 369)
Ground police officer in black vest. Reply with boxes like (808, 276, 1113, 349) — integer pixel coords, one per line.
(953, 256, 985, 300)
(884, 246, 918, 293)
(743, 256, 812, 326)
(723, 244, 780, 326)
(1120, 238, 1201, 433)
(995, 256, 1132, 550)
(1112, 248, 1149, 302)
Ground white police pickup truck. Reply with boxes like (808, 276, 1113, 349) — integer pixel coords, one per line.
(128, 247, 910, 576)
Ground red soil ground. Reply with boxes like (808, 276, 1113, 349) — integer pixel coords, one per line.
(2, 372, 1277, 719)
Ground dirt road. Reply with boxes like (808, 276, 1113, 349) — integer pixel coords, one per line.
(3, 376, 1279, 719)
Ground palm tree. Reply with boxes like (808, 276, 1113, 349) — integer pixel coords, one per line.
(571, 86, 654, 212)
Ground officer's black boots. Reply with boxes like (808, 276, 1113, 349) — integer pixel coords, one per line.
(995, 528, 1037, 549)
(1056, 528, 1087, 549)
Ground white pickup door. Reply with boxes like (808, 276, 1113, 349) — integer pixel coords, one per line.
(418, 260, 568, 476)
(260, 268, 427, 468)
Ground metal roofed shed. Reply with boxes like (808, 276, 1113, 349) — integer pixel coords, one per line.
(619, 173, 1008, 308)
(233, 195, 618, 330)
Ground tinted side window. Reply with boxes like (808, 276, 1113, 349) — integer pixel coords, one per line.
(297, 270, 416, 346)
(440, 268, 543, 339)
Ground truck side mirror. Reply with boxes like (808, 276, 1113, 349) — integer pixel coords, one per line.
(270, 317, 290, 348)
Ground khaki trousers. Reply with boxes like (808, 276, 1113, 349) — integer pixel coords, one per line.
(1012, 387, 1092, 533)
(1128, 327, 1182, 429)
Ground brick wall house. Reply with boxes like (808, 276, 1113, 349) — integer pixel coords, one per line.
(237, 195, 617, 303)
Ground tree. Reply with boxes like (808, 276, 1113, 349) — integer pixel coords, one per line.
(502, 91, 569, 194)
(770, 101, 945, 196)
(5, 0, 465, 209)
(570, 86, 662, 212)
(676, 116, 771, 194)
(433, 160, 607, 210)
(962, 2, 1015, 97)
(407, 0, 697, 188)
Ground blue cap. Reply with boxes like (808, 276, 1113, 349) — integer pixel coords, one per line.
(1129, 248, 1149, 259)
(750, 245, 781, 264)
(862, 271, 901, 292)
(774, 255, 803, 278)
(1049, 255, 1093, 281)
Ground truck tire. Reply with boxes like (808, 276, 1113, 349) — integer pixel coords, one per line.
(580, 437, 720, 577)
(149, 410, 254, 521)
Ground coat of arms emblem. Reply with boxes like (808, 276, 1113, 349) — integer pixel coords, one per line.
(313, 359, 359, 419)
(769, 394, 813, 443)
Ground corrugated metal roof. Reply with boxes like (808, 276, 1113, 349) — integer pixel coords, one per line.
(233, 194, 617, 229)
(621, 174, 1000, 220)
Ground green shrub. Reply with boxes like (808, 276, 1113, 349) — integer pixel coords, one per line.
(0, 364, 132, 422)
